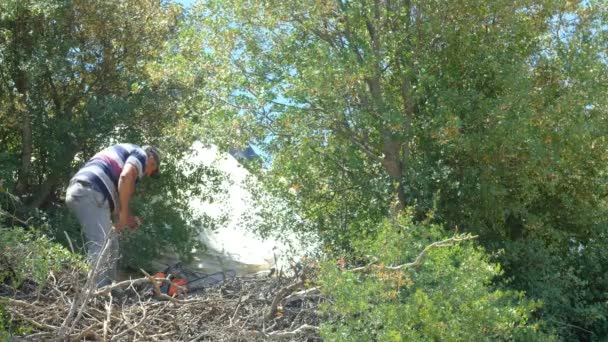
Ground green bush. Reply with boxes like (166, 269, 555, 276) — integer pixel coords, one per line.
(118, 153, 226, 271)
(495, 233, 608, 341)
(318, 213, 554, 341)
(0, 225, 86, 289)
(0, 225, 85, 338)
(0, 306, 9, 342)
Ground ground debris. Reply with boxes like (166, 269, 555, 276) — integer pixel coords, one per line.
(3, 266, 324, 341)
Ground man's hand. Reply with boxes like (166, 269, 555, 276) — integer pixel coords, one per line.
(131, 216, 142, 229)
(115, 215, 141, 231)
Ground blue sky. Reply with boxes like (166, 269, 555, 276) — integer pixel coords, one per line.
(174, 0, 195, 8)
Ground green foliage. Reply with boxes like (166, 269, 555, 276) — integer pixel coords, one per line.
(120, 148, 228, 270)
(0, 0, 606, 339)
(494, 232, 608, 341)
(318, 214, 552, 341)
(0, 0, 188, 206)
(187, 0, 608, 247)
(184, 1, 608, 338)
(412, 0, 608, 241)
(0, 303, 32, 339)
(0, 225, 83, 338)
(0, 0, 221, 272)
(0, 225, 86, 289)
(0, 305, 9, 342)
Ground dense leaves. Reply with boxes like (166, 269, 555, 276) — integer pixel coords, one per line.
(319, 213, 551, 341)
(1, 0, 607, 339)
(0, 0, 181, 204)
(184, 0, 608, 339)
(0, 0, 223, 270)
(495, 235, 608, 341)
(0, 224, 86, 290)
(188, 0, 608, 243)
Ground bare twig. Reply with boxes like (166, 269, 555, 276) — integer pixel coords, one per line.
(103, 294, 113, 341)
(6, 258, 323, 341)
(266, 324, 320, 340)
(265, 280, 304, 321)
(59, 228, 115, 338)
(0, 208, 31, 226)
(9, 310, 58, 331)
(229, 293, 243, 327)
(94, 276, 164, 297)
(68, 324, 99, 342)
(350, 233, 479, 272)
(284, 287, 321, 305)
(63, 231, 76, 254)
(111, 298, 147, 341)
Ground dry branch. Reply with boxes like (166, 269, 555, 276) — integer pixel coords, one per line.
(265, 280, 304, 321)
(284, 287, 321, 305)
(5, 264, 323, 341)
(103, 295, 113, 341)
(350, 233, 479, 272)
(266, 324, 320, 340)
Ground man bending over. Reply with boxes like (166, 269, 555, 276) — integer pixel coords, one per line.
(66, 144, 161, 287)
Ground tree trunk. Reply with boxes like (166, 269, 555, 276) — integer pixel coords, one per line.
(367, 75, 408, 211)
(14, 102, 32, 195)
(29, 143, 80, 208)
(11, 10, 34, 196)
(365, 7, 409, 211)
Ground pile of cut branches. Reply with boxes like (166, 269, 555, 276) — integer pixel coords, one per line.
(2, 265, 324, 341)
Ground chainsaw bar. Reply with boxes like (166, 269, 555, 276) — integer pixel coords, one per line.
(187, 269, 237, 293)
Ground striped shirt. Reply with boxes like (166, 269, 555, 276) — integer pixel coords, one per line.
(72, 144, 147, 211)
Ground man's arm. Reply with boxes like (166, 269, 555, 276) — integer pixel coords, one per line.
(116, 163, 138, 229)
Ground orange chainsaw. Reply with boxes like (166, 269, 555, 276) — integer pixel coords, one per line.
(151, 265, 237, 297)
(152, 272, 188, 297)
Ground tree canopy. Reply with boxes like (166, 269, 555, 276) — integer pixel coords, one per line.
(188, 0, 608, 246)
(1, 0, 607, 340)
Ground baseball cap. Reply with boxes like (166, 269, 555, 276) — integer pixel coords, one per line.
(143, 145, 161, 177)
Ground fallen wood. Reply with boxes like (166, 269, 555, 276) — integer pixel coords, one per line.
(265, 280, 304, 321)
(3, 262, 323, 341)
(283, 287, 321, 305)
(267, 324, 320, 340)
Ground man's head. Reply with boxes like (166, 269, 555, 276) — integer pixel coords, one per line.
(143, 145, 161, 177)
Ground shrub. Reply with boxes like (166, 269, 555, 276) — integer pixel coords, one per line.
(0, 225, 86, 290)
(318, 212, 554, 341)
(495, 233, 608, 341)
(0, 225, 85, 338)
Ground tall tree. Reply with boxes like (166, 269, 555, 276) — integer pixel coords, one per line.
(0, 0, 184, 207)
(186, 0, 608, 337)
(187, 0, 608, 244)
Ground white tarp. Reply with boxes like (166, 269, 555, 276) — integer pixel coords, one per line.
(150, 141, 317, 276)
